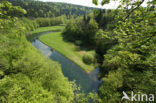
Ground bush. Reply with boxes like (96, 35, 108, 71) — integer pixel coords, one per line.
(83, 52, 95, 65)
(20, 18, 39, 31)
(75, 40, 82, 46)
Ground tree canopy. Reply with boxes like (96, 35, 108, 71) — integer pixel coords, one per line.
(0, 1, 75, 103)
(7, 0, 95, 18)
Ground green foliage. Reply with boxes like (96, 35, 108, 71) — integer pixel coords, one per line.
(13, 47, 74, 103)
(95, 0, 156, 102)
(20, 17, 39, 31)
(75, 40, 82, 46)
(0, 0, 26, 18)
(63, 19, 81, 41)
(0, 1, 74, 103)
(1, 0, 155, 103)
(75, 92, 102, 103)
(99, 69, 123, 103)
(92, 0, 98, 5)
(63, 15, 98, 47)
(83, 52, 95, 65)
(35, 15, 67, 27)
(7, 0, 94, 18)
(87, 18, 99, 45)
(0, 74, 55, 103)
(94, 9, 115, 29)
(95, 29, 117, 55)
(0, 24, 74, 102)
(93, 0, 110, 5)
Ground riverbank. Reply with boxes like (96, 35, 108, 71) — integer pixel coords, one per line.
(32, 26, 95, 73)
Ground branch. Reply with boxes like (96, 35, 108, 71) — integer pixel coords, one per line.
(123, 0, 145, 22)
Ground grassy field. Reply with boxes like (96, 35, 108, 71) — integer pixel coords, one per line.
(37, 26, 95, 73)
(31, 25, 65, 34)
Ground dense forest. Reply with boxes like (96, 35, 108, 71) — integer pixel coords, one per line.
(7, 0, 94, 18)
(0, 0, 156, 103)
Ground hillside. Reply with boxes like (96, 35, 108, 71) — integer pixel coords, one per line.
(7, 0, 96, 18)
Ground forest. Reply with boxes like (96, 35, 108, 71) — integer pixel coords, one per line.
(0, 0, 156, 103)
(7, 0, 94, 18)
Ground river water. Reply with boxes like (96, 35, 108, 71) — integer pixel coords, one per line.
(30, 31, 101, 93)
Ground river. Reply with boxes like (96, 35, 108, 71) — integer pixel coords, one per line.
(30, 31, 101, 93)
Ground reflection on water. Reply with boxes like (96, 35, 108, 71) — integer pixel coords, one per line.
(32, 40, 52, 57)
(31, 32, 101, 93)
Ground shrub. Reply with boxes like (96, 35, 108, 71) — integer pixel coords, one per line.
(83, 52, 95, 65)
(21, 18, 39, 31)
(75, 40, 82, 46)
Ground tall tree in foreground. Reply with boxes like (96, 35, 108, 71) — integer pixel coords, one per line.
(93, 0, 156, 102)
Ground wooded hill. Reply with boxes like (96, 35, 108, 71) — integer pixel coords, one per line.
(7, 0, 96, 18)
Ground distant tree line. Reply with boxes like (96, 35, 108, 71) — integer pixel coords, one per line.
(7, 0, 95, 18)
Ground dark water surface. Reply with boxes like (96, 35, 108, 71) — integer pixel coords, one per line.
(31, 31, 101, 93)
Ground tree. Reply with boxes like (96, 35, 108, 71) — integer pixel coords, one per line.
(0, 74, 55, 103)
(1, 0, 26, 18)
(7, 0, 94, 18)
(63, 15, 98, 47)
(93, 0, 156, 102)
(0, 1, 75, 103)
(87, 18, 98, 45)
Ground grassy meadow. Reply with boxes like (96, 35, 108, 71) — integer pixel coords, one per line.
(34, 26, 96, 72)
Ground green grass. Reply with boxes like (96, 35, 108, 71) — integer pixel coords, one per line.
(36, 26, 95, 73)
(31, 25, 65, 34)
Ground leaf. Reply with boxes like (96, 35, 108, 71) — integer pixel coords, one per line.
(92, 0, 98, 5)
(101, 0, 110, 5)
